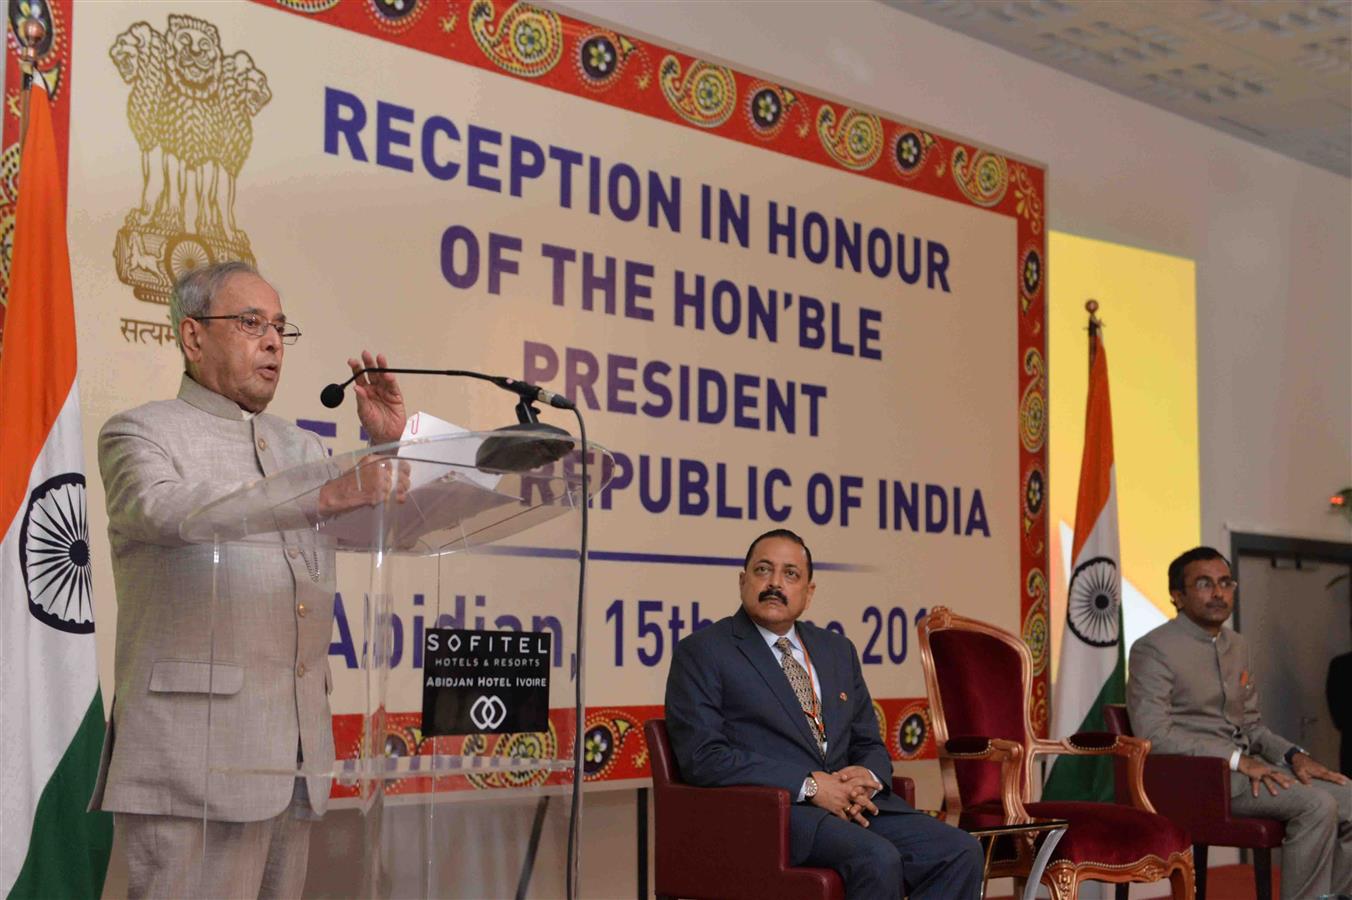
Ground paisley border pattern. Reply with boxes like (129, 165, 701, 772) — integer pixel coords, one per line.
(257, 0, 1050, 762)
(817, 105, 884, 171)
(468, 1, 562, 78)
(951, 145, 1009, 207)
(1023, 568, 1050, 678)
(659, 56, 736, 128)
(1020, 348, 1047, 454)
(49, 0, 1053, 794)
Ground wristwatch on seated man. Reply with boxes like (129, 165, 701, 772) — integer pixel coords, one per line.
(1231, 745, 1307, 770)
(803, 774, 818, 800)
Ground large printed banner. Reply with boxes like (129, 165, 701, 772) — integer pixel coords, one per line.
(46, 0, 1049, 789)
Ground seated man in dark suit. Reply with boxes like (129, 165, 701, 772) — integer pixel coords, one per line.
(664, 528, 982, 898)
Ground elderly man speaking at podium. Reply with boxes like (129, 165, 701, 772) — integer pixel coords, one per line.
(89, 261, 408, 898)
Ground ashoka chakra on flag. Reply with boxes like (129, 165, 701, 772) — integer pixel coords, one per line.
(1066, 555, 1121, 648)
(19, 472, 95, 634)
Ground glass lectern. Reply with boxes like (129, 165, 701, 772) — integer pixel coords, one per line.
(179, 430, 613, 898)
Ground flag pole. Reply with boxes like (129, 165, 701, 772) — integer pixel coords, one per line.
(1085, 298, 1102, 367)
(13, 14, 47, 150)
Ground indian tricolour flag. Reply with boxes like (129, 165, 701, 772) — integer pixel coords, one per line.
(0, 83, 113, 898)
(1042, 329, 1125, 803)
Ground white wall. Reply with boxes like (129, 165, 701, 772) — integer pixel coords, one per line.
(543, 1, 1350, 895)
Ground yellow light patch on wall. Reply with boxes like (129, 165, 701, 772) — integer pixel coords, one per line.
(1048, 231, 1199, 680)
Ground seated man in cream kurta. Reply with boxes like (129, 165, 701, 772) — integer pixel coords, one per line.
(1128, 546, 1351, 900)
(90, 261, 409, 898)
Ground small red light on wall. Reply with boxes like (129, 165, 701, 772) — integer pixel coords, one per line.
(1332, 488, 1351, 518)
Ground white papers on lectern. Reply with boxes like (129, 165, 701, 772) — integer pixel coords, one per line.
(316, 413, 517, 551)
(395, 411, 502, 492)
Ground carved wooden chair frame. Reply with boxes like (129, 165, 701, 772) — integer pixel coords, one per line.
(918, 605, 1194, 900)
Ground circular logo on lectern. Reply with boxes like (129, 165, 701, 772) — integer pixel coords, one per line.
(470, 695, 508, 731)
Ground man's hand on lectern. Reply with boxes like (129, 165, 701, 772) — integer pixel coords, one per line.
(317, 457, 411, 517)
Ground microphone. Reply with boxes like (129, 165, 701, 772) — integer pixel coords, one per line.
(320, 367, 575, 411)
(319, 382, 346, 408)
(494, 378, 576, 411)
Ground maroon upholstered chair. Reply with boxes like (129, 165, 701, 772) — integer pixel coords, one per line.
(917, 607, 1194, 900)
(1103, 703, 1283, 900)
(643, 718, 915, 900)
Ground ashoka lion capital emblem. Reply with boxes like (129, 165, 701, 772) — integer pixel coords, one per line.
(111, 16, 270, 303)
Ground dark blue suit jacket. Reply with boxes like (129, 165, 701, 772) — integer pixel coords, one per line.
(665, 608, 916, 862)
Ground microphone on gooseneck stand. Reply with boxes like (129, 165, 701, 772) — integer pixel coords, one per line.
(319, 366, 575, 471)
(318, 381, 348, 409)
(320, 367, 575, 411)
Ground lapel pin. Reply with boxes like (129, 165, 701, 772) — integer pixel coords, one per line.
(839, 692, 847, 701)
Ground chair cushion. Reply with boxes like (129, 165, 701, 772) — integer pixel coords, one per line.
(1191, 815, 1285, 848)
(930, 629, 1028, 807)
(1024, 801, 1191, 866)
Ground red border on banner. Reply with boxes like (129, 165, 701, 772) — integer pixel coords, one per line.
(1, 0, 75, 348)
(254, 0, 1050, 781)
(330, 696, 939, 794)
(45, 0, 1051, 787)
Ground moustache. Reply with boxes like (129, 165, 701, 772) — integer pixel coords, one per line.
(759, 588, 787, 604)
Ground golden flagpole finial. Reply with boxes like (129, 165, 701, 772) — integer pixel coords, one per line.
(15, 15, 46, 71)
(14, 14, 48, 148)
(1085, 299, 1102, 366)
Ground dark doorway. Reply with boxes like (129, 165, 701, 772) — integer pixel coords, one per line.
(1229, 533, 1351, 772)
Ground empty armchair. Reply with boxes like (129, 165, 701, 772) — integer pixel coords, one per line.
(918, 606, 1194, 900)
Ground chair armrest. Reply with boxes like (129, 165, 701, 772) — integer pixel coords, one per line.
(1030, 733, 1155, 812)
(940, 736, 1028, 819)
(653, 782, 795, 884)
(944, 735, 1026, 761)
(891, 775, 916, 808)
(1142, 753, 1232, 831)
(1065, 731, 1120, 750)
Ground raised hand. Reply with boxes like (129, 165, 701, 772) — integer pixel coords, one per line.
(347, 350, 407, 446)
